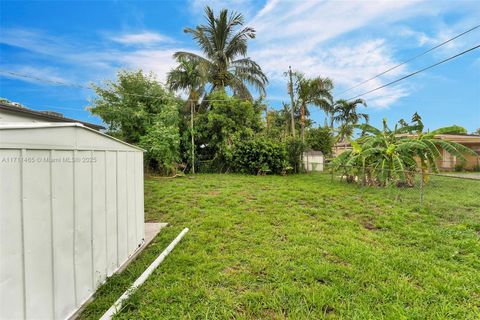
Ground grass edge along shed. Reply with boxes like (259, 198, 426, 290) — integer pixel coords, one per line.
(0, 123, 145, 320)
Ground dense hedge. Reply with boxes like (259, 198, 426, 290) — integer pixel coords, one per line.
(230, 137, 287, 174)
(285, 137, 306, 173)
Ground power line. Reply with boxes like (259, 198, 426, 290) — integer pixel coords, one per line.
(346, 43, 480, 101)
(0, 70, 257, 102)
(0, 70, 87, 89)
(26, 105, 89, 112)
(338, 24, 480, 96)
(0, 70, 165, 99)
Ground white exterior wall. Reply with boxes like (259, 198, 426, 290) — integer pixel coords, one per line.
(0, 124, 145, 320)
(303, 151, 324, 172)
(0, 109, 41, 123)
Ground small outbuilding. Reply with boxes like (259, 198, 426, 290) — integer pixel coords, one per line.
(0, 122, 145, 319)
(303, 150, 324, 172)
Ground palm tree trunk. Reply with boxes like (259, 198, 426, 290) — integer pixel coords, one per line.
(300, 102, 305, 142)
(288, 66, 296, 138)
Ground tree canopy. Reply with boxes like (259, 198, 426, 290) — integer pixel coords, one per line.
(89, 70, 181, 173)
(174, 6, 268, 99)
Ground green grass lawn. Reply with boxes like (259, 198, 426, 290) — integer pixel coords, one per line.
(79, 173, 480, 319)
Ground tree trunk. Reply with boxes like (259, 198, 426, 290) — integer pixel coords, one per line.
(288, 66, 296, 138)
(300, 102, 305, 142)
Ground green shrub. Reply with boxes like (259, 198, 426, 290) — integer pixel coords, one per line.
(139, 104, 180, 174)
(285, 137, 307, 173)
(306, 127, 333, 156)
(230, 137, 287, 174)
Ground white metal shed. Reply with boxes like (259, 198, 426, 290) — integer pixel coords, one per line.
(0, 123, 145, 320)
(303, 150, 324, 172)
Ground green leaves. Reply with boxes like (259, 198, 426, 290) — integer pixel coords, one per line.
(176, 6, 268, 99)
(305, 127, 334, 156)
(230, 137, 288, 174)
(332, 114, 473, 187)
(90, 70, 181, 173)
(139, 109, 181, 175)
(193, 91, 264, 168)
(333, 99, 368, 141)
(429, 125, 468, 136)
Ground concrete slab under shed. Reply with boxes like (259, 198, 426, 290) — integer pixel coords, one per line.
(117, 222, 168, 273)
(70, 222, 167, 319)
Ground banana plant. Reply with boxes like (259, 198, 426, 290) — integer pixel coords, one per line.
(336, 114, 477, 186)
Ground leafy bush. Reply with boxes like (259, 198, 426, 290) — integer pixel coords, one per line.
(230, 137, 287, 174)
(331, 116, 475, 187)
(90, 69, 182, 174)
(194, 91, 263, 165)
(285, 137, 307, 173)
(90, 70, 181, 144)
(139, 103, 180, 174)
(306, 127, 333, 156)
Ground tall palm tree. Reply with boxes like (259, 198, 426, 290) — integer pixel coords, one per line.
(167, 57, 207, 173)
(281, 102, 292, 136)
(295, 74, 333, 142)
(333, 98, 368, 142)
(324, 98, 338, 130)
(174, 6, 268, 100)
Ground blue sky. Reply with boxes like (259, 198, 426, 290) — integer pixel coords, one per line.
(1, 0, 479, 132)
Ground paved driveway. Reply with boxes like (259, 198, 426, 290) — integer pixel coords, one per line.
(437, 173, 480, 180)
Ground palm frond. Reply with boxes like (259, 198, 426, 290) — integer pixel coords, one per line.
(429, 125, 467, 136)
(355, 123, 381, 135)
(432, 139, 475, 160)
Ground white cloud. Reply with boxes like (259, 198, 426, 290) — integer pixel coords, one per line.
(245, 0, 431, 108)
(252, 38, 410, 109)
(250, 0, 423, 45)
(189, 0, 256, 20)
(2, 1, 478, 109)
(116, 49, 185, 83)
(110, 32, 173, 45)
(0, 28, 184, 84)
(244, 0, 480, 109)
(397, 21, 480, 59)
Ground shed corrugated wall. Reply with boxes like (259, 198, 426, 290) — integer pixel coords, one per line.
(0, 125, 144, 320)
(303, 151, 324, 172)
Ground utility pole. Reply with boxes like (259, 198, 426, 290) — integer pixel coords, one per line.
(288, 66, 296, 138)
(300, 101, 305, 143)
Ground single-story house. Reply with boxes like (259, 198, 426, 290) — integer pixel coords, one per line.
(432, 134, 480, 170)
(0, 102, 104, 130)
(332, 141, 352, 157)
(332, 134, 480, 171)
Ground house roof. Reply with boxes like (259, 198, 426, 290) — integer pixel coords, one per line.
(432, 134, 480, 144)
(397, 133, 480, 144)
(334, 134, 480, 147)
(0, 102, 105, 130)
